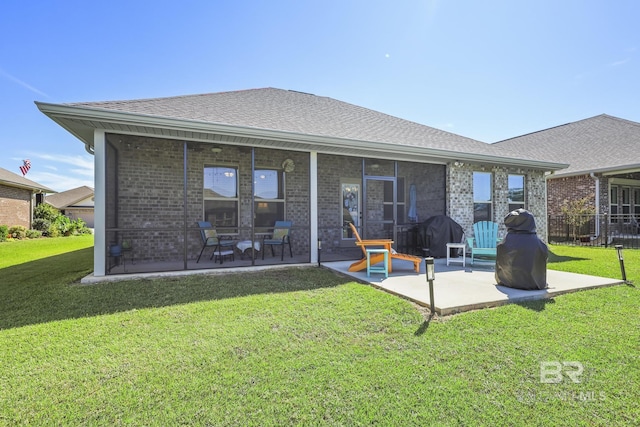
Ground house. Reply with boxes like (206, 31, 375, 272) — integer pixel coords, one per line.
(494, 114, 640, 238)
(46, 185, 95, 227)
(36, 88, 567, 277)
(0, 167, 56, 229)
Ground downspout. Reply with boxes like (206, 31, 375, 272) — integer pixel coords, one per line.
(590, 173, 600, 237)
(544, 171, 552, 243)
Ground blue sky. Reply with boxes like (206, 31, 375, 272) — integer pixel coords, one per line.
(1, 0, 639, 192)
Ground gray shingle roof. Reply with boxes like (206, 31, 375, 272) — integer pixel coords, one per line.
(0, 167, 56, 193)
(46, 185, 94, 209)
(65, 87, 501, 156)
(493, 114, 640, 176)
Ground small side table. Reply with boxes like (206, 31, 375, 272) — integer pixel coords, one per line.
(446, 243, 466, 267)
(236, 240, 261, 260)
(366, 248, 389, 278)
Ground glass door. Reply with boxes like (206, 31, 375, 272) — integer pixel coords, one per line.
(363, 176, 396, 240)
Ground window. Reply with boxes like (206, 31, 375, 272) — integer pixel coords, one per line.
(508, 174, 525, 212)
(473, 172, 492, 223)
(254, 169, 285, 228)
(610, 186, 619, 222)
(203, 166, 238, 231)
(634, 189, 640, 221)
(622, 187, 631, 221)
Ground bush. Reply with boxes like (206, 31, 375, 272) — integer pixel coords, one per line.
(32, 204, 93, 238)
(34, 203, 60, 222)
(32, 218, 51, 234)
(8, 225, 28, 240)
(53, 215, 72, 236)
(69, 218, 92, 235)
(47, 225, 60, 238)
(26, 229, 42, 239)
(0, 225, 7, 242)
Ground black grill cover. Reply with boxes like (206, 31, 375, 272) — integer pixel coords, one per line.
(495, 209, 548, 290)
(416, 215, 464, 258)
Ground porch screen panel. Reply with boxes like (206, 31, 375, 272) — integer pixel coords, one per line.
(254, 169, 285, 228)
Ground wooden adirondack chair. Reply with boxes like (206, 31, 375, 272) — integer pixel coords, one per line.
(467, 221, 500, 265)
(348, 223, 421, 274)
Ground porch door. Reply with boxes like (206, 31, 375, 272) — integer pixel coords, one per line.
(363, 176, 396, 240)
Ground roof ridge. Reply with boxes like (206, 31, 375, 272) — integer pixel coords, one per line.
(493, 113, 640, 144)
(65, 87, 279, 106)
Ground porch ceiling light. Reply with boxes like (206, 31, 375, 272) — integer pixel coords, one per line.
(211, 146, 222, 153)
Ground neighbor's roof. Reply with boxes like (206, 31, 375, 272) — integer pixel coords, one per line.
(0, 167, 56, 193)
(493, 114, 640, 177)
(46, 185, 94, 209)
(36, 87, 567, 170)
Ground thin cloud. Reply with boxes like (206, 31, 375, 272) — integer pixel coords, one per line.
(33, 153, 94, 171)
(609, 58, 630, 67)
(21, 152, 94, 192)
(27, 170, 93, 193)
(0, 67, 50, 98)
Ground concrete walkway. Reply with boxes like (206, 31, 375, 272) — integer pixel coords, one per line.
(322, 258, 624, 315)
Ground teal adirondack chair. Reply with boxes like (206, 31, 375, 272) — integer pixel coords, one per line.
(467, 221, 500, 265)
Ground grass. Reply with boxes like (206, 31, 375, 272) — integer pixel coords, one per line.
(0, 238, 638, 426)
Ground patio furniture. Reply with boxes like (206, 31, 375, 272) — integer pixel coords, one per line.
(236, 240, 261, 260)
(446, 242, 466, 267)
(348, 223, 421, 274)
(366, 248, 389, 278)
(196, 221, 236, 264)
(467, 221, 499, 265)
(261, 221, 293, 260)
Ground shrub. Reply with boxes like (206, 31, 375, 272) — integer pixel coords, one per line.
(26, 229, 42, 239)
(32, 218, 51, 234)
(0, 225, 7, 242)
(8, 225, 28, 240)
(68, 218, 92, 235)
(47, 225, 60, 238)
(53, 215, 72, 236)
(34, 203, 60, 222)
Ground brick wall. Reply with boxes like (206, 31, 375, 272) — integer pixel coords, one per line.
(104, 133, 552, 261)
(448, 163, 549, 241)
(547, 175, 596, 216)
(316, 154, 445, 253)
(106, 135, 311, 262)
(0, 185, 32, 228)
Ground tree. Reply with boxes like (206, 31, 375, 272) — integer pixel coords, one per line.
(560, 196, 596, 241)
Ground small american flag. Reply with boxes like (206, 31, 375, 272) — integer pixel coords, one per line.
(19, 159, 31, 176)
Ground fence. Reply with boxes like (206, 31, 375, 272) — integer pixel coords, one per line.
(548, 213, 640, 249)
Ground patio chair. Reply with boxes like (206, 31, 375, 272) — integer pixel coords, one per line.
(467, 221, 500, 265)
(196, 221, 236, 264)
(262, 221, 293, 260)
(348, 223, 421, 274)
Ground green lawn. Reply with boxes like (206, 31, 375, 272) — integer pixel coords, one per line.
(0, 237, 638, 426)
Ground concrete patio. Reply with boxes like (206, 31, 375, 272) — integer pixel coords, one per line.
(322, 257, 624, 315)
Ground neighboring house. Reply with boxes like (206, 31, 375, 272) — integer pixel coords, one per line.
(46, 185, 95, 228)
(37, 88, 567, 277)
(494, 114, 640, 236)
(0, 167, 56, 229)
